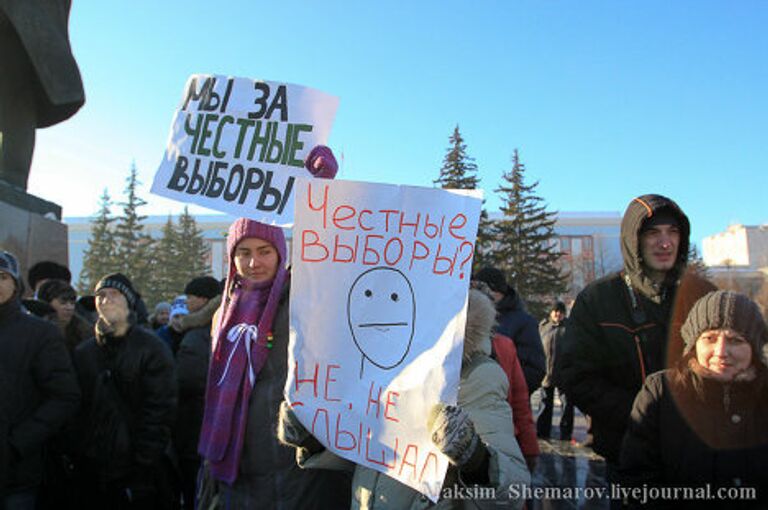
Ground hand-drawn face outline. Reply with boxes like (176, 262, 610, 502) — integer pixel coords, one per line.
(347, 267, 416, 378)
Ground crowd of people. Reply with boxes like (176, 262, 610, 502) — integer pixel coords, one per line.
(2, 182, 767, 509)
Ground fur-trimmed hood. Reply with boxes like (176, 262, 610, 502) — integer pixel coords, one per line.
(463, 289, 495, 363)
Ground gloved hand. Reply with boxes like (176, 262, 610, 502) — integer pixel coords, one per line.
(277, 400, 310, 448)
(428, 404, 480, 466)
(305, 145, 338, 179)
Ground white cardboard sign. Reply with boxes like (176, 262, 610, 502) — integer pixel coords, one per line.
(151, 74, 338, 225)
(286, 178, 482, 501)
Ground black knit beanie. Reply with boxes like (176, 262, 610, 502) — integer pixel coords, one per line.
(639, 208, 680, 233)
(681, 290, 768, 360)
(184, 276, 222, 299)
(551, 301, 567, 313)
(95, 273, 138, 310)
(474, 267, 509, 296)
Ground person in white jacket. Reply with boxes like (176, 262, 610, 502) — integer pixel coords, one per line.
(278, 288, 531, 509)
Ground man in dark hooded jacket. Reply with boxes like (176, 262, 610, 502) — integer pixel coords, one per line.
(560, 195, 690, 471)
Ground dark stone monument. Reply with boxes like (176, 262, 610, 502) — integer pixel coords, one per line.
(0, 1, 85, 276)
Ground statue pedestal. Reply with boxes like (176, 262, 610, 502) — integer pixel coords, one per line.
(0, 181, 68, 289)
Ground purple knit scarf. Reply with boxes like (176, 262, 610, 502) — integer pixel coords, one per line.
(197, 218, 288, 484)
(198, 275, 284, 483)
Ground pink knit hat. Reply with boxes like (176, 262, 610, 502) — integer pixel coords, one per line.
(226, 217, 287, 271)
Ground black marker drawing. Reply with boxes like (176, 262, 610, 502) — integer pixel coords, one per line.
(347, 267, 416, 379)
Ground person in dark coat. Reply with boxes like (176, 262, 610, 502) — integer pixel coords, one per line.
(537, 300, 575, 440)
(37, 279, 92, 353)
(155, 296, 188, 355)
(474, 266, 546, 395)
(173, 276, 220, 510)
(149, 302, 171, 330)
(620, 291, 768, 509)
(559, 194, 690, 493)
(72, 273, 177, 509)
(0, 250, 80, 509)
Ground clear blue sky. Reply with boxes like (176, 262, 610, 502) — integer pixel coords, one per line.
(28, 1, 768, 247)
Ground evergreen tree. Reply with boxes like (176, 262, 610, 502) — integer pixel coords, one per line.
(113, 162, 154, 299)
(473, 210, 494, 272)
(434, 125, 492, 271)
(78, 189, 117, 293)
(687, 244, 709, 278)
(491, 149, 567, 318)
(434, 125, 480, 189)
(146, 216, 181, 306)
(175, 206, 211, 280)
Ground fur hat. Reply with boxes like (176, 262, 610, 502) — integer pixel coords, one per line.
(463, 289, 496, 361)
(95, 273, 138, 310)
(28, 261, 71, 290)
(681, 290, 768, 362)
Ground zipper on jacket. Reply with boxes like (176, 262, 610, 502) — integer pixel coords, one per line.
(633, 335, 647, 382)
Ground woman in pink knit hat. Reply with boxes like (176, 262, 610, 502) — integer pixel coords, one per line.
(197, 146, 351, 509)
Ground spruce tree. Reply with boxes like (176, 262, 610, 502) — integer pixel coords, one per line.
(78, 189, 117, 293)
(113, 162, 154, 299)
(434, 125, 480, 189)
(434, 125, 492, 271)
(146, 216, 180, 306)
(491, 149, 567, 318)
(687, 244, 709, 278)
(175, 206, 211, 281)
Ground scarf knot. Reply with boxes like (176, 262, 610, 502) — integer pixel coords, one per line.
(217, 323, 260, 387)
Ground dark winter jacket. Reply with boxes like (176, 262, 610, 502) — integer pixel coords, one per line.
(156, 324, 185, 355)
(63, 312, 92, 353)
(619, 366, 768, 509)
(560, 194, 690, 464)
(494, 292, 545, 394)
(539, 317, 568, 388)
(0, 298, 80, 493)
(73, 323, 177, 484)
(217, 283, 352, 509)
(174, 295, 220, 461)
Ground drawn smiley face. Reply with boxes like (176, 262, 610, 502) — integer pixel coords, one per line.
(347, 267, 416, 370)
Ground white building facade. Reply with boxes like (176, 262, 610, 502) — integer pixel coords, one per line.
(66, 211, 622, 298)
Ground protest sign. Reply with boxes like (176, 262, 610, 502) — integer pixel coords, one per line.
(286, 178, 482, 501)
(151, 74, 339, 225)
